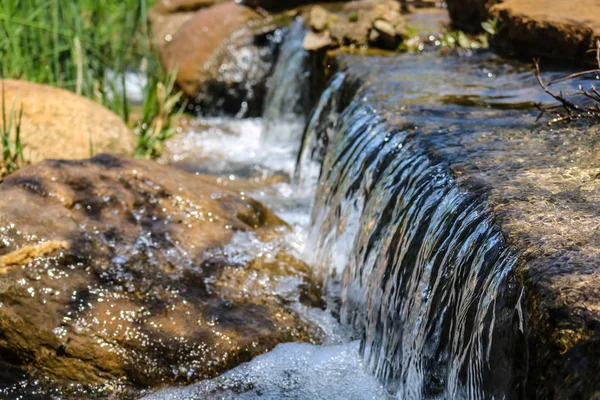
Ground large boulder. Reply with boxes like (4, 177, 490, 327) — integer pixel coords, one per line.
(0, 154, 321, 398)
(149, 0, 229, 50)
(445, 0, 600, 64)
(155, 1, 282, 116)
(149, 8, 196, 50)
(490, 0, 600, 64)
(0, 80, 134, 164)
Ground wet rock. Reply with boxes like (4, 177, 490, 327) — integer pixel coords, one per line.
(0, 80, 134, 164)
(0, 154, 321, 397)
(372, 19, 401, 48)
(157, 1, 281, 116)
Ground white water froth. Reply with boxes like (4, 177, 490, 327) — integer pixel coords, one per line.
(143, 341, 390, 400)
(155, 113, 387, 400)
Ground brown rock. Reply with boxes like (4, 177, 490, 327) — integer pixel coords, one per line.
(309, 5, 332, 32)
(154, 0, 218, 14)
(446, 0, 600, 64)
(372, 19, 398, 48)
(244, 0, 344, 12)
(0, 154, 321, 397)
(0, 80, 134, 164)
(490, 0, 600, 64)
(159, 1, 279, 115)
(322, 0, 405, 49)
(149, 8, 195, 49)
(303, 31, 334, 51)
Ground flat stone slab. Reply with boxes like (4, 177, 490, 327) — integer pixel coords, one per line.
(331, 49, 600, 398)
(492, 0, 600, 63)
(446, 0, 600, 64)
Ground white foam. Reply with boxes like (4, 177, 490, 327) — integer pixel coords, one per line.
(164, 118, 299, 178)
(143, 342, 391, 400)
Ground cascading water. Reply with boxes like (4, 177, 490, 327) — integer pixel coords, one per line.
(297, 54, 534, 398)
(147, 17, 554, 400)
(262, 19, 312, 145)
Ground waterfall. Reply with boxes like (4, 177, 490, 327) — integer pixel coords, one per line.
(262, 18, 311, 144)
(300, 76, 526, 399)
(294, 72, 346, 191)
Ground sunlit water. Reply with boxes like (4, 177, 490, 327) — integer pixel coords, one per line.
(147, 20, 392, 400)
(2, 12, 596, 400)
(153, 18, 596, 400)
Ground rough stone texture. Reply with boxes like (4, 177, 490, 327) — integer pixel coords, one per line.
(0, 80, 134, 163)
(157, 1, 281, 115)
(490, 0, 600, 64)
(446, 0, 600, 64)
(0, 154, 321, 398)
(325, 41, 600, 398)
(304, 1, 405, 50)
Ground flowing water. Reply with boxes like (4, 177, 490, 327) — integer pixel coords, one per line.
(0, 13, 587, 400)
(147, 16, 599, 400)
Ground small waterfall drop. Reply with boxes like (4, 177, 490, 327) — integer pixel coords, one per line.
(299, 76, 525, 399)
(262, 18, 311, 144)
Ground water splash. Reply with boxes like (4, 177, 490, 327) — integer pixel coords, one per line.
(144, 342, 390, 400)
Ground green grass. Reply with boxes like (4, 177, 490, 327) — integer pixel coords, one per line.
(133, 70, 183, 159)
(0, 83, 26, 176)
(0, 0, 181, 161)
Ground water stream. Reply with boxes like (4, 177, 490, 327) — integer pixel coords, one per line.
(150, 16, 594, 400)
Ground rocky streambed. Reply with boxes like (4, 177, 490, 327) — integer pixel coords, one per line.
(1, 0, 600, 399)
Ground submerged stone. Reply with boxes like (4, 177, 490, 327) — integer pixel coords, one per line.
(0, 154, 321, 398)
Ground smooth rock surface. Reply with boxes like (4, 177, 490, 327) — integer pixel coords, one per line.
(0, 154, 321, 398)
(149, 8, 195, 49)
(157, 1, 281, 115)
(0, 80, 134, 163)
